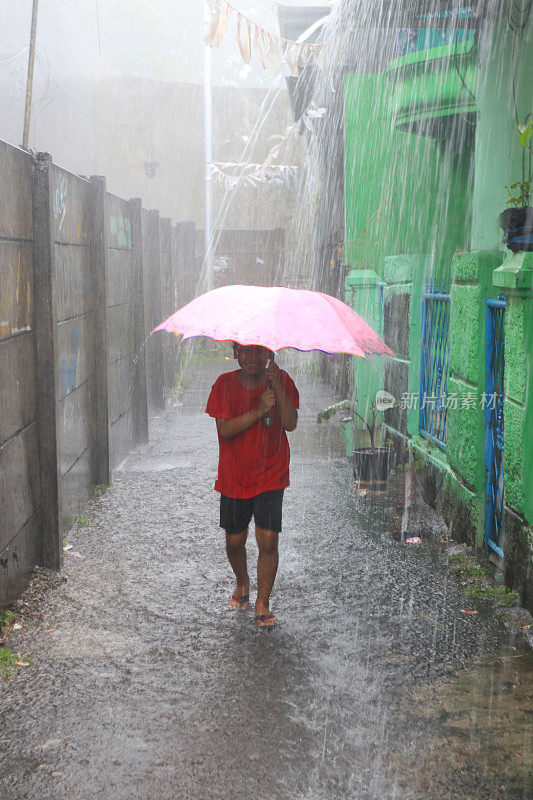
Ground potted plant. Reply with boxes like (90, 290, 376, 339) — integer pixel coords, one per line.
(317, 398, 392, 487)
(499, 120, 533, 253)
(350, 401, 391, 488)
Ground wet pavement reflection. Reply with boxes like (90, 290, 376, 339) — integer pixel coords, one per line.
(0, 359, 531, 800)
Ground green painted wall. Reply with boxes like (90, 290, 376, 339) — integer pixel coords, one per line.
(344, 72, 473, 283)
(447, 251, 501, 545)
(492, 252, 533, 527)
(342, 32, 532, 603)
(344, 71, 473, 443)
(471, 24, 533, 251)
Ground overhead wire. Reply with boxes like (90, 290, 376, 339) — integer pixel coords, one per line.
(35, 46, 96, 124)
(0, 47, 29, 65)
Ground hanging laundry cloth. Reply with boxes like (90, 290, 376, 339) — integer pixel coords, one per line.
(310, 44, 326, 71)
(254, 27, 271, 71)
(236, 14, 252, 63)
(205, 3, 230, 47)
(264, 33, 282, 74)
(283, 42, 301, 77)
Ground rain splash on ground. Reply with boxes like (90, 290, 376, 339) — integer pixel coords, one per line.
(0, 357, 531, 800)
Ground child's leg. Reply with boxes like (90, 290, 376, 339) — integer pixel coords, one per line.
(220, 495, 253, 607)
(255, 526, 279, 617)
(226, 529, 249, 607)
(252, 490, 283, 622)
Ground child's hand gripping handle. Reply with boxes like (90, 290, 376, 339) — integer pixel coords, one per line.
(263, 380, 274, 428)
(263, 354, 274, 428)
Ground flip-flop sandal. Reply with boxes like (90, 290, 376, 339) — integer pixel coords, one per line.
(229, 592, 249, 609)
(255, 613, 277, 629)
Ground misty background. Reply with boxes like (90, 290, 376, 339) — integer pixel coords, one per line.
(0, 1, 333, 227)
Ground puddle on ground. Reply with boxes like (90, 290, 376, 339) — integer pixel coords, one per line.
(390, 648, 533, 798)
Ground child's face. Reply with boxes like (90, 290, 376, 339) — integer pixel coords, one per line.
(233, 344, 271, 376)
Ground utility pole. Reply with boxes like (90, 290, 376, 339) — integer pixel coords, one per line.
(204, 0, 213, 290)
(22, 0, 40, 150)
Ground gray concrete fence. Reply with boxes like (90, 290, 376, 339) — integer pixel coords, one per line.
(0, 141, 196, 605)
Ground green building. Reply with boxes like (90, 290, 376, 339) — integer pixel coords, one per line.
(340, 5, 533, 608)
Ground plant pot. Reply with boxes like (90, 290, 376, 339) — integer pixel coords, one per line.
(498, 206, 533, 252)
(352, 447, 391, 488)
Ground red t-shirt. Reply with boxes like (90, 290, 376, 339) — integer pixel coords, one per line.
(206, 369, 299, 499)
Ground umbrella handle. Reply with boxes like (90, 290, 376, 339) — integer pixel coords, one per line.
(263, 378, 274, 428)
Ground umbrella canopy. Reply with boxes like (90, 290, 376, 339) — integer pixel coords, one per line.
(153, 285, 393, 358)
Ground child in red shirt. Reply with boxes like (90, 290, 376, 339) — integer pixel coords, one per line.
(206, 343, 299, 628)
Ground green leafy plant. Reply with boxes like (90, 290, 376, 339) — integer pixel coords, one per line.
(0, 610, 16, 637)
(445, 550, 519, 608)
(396, 443, 425, 474)
(317, 399, 383, 452)
(463, 585, 519, 607)
(504, 117, 532, 207)
(0, 648, 32, 679)
(316, 399, 352, 424)
(504, 178, 531, 207)
(0, 647, 18, 679)
(445, 552, 467, 564)
(90, 484, 112, 497)
(518, 119, 533, 151)
(76, 514, 91, 528)
(353, 401, 382, 452)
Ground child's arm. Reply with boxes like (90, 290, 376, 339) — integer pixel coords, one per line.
(216, 388, 276, 440)
(266, 362, 298, 432)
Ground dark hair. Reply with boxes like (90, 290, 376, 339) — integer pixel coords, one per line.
(232, 342, 273, 357)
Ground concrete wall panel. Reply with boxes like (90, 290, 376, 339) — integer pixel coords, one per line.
(0, 142, 32, 240)
(141, 208, 164, 412)
(0, 241, 33, 340)
(50, 165, 90, 246)
(108, 356, 133, 424)
(106, 194, 132, 250)
(57, 314, 93, 400)
(108, 250, 134, 307)
(106, 195, 135, 469)
(0, 424, 40, 552)
(55, 245, 92, 322)
(59, 448, 93, 536)
(0, 333, 36, 443)
(58, 383, 92, 476)
(0, 515, 39, 606)
(0, 144, 40, 596)
(108, 303, 134, 365)
(109, 412, 134, 472)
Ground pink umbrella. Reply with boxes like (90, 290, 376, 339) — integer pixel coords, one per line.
(153, 285, 393, 358)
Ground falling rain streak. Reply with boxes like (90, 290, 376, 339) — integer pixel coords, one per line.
(0, 2, 532, 800)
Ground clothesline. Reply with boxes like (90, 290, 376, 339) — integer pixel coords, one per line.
(211, 161, 298, 189)
(205, 1, 343, 76)
(207, 0, 341, 48)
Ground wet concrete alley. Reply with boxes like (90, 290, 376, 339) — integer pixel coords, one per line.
(1, 359, 531, 800)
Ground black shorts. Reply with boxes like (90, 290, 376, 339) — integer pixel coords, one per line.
(220, 490, 284, 535)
